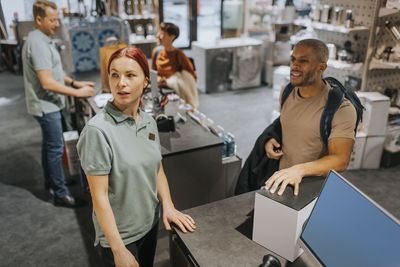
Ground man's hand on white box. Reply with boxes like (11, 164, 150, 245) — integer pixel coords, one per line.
(265, 166, 304, 196)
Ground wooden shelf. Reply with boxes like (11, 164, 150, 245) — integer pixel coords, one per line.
(369, 58, 400, 70)
(327, 60, 363, 71)
(248, 7, 274, 16)
(0, 39, 18, 45)
(247, 27, 272, 32)
(294, 19, 369, 33)
(379, 8, 400, 17)
(120, 13, 156, 20)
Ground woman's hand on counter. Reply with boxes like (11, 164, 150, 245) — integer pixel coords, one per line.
(162, 204, 196, 233)
(74, 80, 96, 88)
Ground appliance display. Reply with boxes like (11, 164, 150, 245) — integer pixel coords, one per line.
(231, 45, 262, 90)
(192, 37, 262, 93)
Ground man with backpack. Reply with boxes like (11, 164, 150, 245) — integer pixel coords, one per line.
(235, 39, 362, 196)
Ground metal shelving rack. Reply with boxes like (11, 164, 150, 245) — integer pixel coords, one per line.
(363, 3, 400, 92)
(292, 0, 399, 92)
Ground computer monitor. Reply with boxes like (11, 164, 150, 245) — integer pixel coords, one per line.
(300, 170, 400, 267)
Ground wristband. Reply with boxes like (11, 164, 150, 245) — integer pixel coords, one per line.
(71, 79, 75, 88)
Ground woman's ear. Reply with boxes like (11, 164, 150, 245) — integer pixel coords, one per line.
(144, 77, 149, 89)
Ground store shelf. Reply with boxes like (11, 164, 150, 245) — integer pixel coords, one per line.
(247, 27, 272, 32)
(294, 19, 369, 33)
(120, 13, 156, 20)
(248, 7, 274, 16)
(0, 39, 18, 45)
(369, 58, 400, 70)
(379, 8, 400, 17)
(327, 60, 363, 71)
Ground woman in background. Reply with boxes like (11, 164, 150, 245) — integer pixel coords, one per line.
(77, 47, 195, 267)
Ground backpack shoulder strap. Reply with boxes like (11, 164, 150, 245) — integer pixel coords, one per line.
(280, 83, 295, 107)
(320, 78, 345, 146)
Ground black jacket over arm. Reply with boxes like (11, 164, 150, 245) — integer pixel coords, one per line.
(235, 117, 282, 195)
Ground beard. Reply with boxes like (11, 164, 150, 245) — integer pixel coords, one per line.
(290, 65, 319, 87)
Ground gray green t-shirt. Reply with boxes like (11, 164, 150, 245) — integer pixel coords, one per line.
(22, 29, 65, 117)
(77, 102, 162, 247)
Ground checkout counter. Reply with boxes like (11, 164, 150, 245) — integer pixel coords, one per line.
(169, 177, 326, 267)
(73, 71, 241, 211)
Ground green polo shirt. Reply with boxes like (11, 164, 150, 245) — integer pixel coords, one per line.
(22, 29, 65, 117)
(77, 101, 162, 247)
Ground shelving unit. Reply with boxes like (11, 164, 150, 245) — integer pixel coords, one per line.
(293, 0, 399, 91)
(244, 0, 400, 91)
(293, 19, 369, 33)
(363, 3, 400, 91)
(369, 58, 400, 70)
(379, 7, 400, 17)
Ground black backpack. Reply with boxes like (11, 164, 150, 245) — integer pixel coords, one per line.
(280, 77, 364, 146)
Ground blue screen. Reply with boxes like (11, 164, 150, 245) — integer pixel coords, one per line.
(301, 171, 400, 267)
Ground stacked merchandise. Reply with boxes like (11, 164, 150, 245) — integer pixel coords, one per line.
(382, 107, 400, 167)
(348, 92, 390, 169)
(270, 66, 290, 123)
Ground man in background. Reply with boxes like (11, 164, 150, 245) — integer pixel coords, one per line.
(22, 0, 95, 207)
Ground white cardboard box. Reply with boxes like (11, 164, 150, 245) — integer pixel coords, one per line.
(252, 177, 325, 262)
(384, 125, 400, 153)
(357, 92, 390, 136)
(361, 136, 385, 169)
(273, 65, 290, 92)
(347, 132, 367, 170)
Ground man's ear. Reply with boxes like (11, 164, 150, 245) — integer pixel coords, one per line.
(319, 62, 327, 72)
(35, 16, 43, 27)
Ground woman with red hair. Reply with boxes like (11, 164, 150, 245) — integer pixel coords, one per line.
(77, 47, 195, 267)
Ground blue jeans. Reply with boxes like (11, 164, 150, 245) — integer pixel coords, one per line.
(34, 111, 68, 198)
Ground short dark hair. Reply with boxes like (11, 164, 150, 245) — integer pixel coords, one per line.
(295, 39, 329, 63)
(159, 22, 179, 40)
(33, 0, 57, 19)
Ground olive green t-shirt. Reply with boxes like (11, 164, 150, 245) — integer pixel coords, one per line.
(77, 102, 162, 247)
(22, 29, 65, 117)
(279, 84, 357, 170)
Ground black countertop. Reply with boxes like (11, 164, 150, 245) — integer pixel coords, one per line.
(73, 71, 223, 157)
(173, 182, 326, 266)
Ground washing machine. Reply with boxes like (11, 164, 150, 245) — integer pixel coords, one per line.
(192, 41, 233, 93)
(231, 44, 262, 90)
(192, 37, 263, 93)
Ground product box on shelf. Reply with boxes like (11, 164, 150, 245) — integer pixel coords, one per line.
(384, 121, 400, 153)
(361, 135, 385, 169)
(386, 0, 400, 9)
(347, 131, 367, 170)
(356, 92, 390, 136)
(273, 65, 290, 91)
